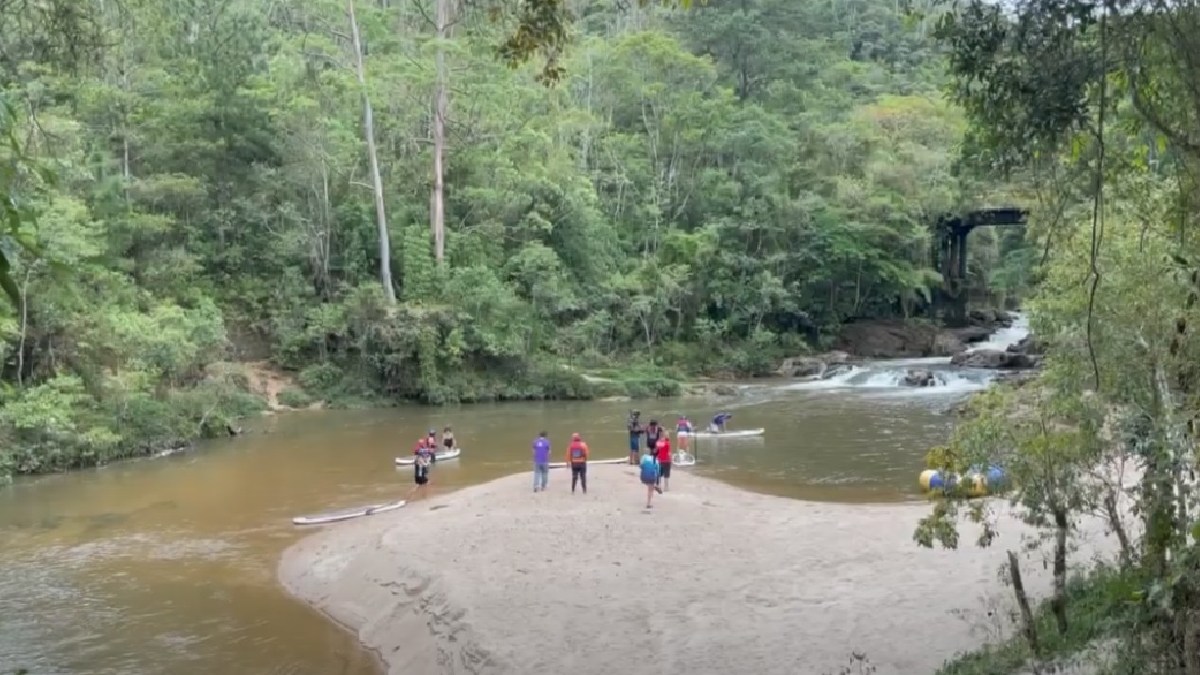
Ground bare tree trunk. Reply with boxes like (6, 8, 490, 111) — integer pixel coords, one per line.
(430, 0, 449, 265)
(347, 0, 396, 303)
(1008, 550, 1043, 673)
(1104, 491, 1133, 567)
(1051, 505, 1070, 636)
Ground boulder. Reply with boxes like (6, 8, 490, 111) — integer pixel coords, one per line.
(1007, 334, 1046, 356)
(835, 320, 940, 359)
(951, 349, 1041, 369)
(902, 369, 939, 387)
(777, 350, 850, 378)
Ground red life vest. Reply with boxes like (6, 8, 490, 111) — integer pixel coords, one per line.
(569, 442, 587, 462)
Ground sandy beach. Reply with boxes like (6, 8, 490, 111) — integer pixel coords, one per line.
(278, 464, 1122, 675)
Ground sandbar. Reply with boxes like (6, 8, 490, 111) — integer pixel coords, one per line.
(278, 465, 1122, 675)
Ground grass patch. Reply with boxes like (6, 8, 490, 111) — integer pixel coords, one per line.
(938, 564, 1137, 675)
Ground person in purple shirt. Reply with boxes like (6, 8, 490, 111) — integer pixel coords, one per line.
(532, 431, 551, 492)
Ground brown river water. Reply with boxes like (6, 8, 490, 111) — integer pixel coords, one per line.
(0, 356, 1006, 675)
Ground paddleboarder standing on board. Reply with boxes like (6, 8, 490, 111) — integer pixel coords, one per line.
(441, 425, 455, 452)
(627, 410, 643, 465)
(567, 432, 590, 494)
(675, 415, 693, 451)
(532, 431, 551, 493)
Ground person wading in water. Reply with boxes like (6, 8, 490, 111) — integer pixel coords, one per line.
(409, 436, 435, 500)
(566, 432, 590, 494)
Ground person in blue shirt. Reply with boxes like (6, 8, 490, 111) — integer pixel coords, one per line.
(709, 412, 733, 433)
(639, 451, 662, 509)
(532, 431, 551, 493)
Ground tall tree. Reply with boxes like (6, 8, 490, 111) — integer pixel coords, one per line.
(347, 0, 397, 302)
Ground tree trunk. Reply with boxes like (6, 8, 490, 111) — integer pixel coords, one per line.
(346, 0, 396, 303)
(1051, 505, 1070, 636)
(1007, 550, 1042, 672)
(1103, 491, 1133, 568)
(430, 0, 449, 265)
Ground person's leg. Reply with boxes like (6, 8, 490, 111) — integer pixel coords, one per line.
(580, 465, 587, 494)
(571, 466, 579, 493)
(541, 464, 549, 490)
(533, 465, 540, 492)
(645, 483, 654, 508)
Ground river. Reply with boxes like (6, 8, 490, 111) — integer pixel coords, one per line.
(0, 317, 1026, 675)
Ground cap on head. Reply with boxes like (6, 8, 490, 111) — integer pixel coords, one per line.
(428, 428, 436, 435)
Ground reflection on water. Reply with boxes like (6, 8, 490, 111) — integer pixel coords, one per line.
(0, 380, 976, 675)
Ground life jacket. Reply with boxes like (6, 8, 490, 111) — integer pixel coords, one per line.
(569, 442, 587, 463)
(639, 454, 659, 482)
(645, 425, 662, 443)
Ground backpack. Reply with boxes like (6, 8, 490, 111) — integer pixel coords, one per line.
(639, 455, 658, 482)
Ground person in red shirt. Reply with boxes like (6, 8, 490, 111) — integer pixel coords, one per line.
(655, 435, 673, 491)
(566, 432, 589, 494)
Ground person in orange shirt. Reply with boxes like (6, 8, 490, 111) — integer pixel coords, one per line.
(566, 432, 589, 494)
(654, 435, 673, 491)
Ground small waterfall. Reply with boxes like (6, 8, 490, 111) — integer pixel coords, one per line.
(779, 312, 1031, 395)
(965, 312, 1030, 353)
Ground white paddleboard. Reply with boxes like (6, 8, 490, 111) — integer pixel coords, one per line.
(548, 457, 629, 469)
(394, 447, 463, 466)
(292, 499, 407, 526)
(672, 452, 696, 466)
(685, 427, 765, 439)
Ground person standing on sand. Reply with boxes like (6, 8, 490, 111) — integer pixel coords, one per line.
(566, 432, 589, 494)
(532, 431, 551, 492)
(640, 451, 662, 508)
(655, 434, 672, 492)
(645, 419, 664, 456)
(627, 410, 643, 465)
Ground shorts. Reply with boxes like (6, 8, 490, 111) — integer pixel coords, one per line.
(629, 436, 640, 451)
(658, 462, 672, 478)
(443, 438, 454, 449)
(641, 477, 657, 486)
(414, 466, 429, 485)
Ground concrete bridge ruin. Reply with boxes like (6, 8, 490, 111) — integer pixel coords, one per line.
(932, 207, 1028, 327)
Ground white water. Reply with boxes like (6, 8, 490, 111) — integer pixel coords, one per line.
(966, 312, 1029, 353)
(779, 313, 1030, 395)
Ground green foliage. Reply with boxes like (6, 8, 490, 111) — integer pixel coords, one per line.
(0, 0, 1031, 479)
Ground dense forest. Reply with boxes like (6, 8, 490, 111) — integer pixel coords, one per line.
(912, 0, 1200, 673)
(0, 0, 1034, 475)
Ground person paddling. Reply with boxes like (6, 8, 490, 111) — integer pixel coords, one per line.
(627, 410, 643, 465)
(640, 450, 662, 509)
(409, 437, 435, 500)
(709, 412, 733, 434)
(675, 415, 693, 451)
(655, 434, 673, 492)
(532, 431, 551, 493)
(566, 432, 589, 494)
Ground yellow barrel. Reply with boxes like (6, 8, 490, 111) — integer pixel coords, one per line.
(966, 473, 988, 497)
(919, 469, 938, 491)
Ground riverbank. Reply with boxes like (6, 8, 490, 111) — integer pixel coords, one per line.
(279, 465, 1121, 675)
